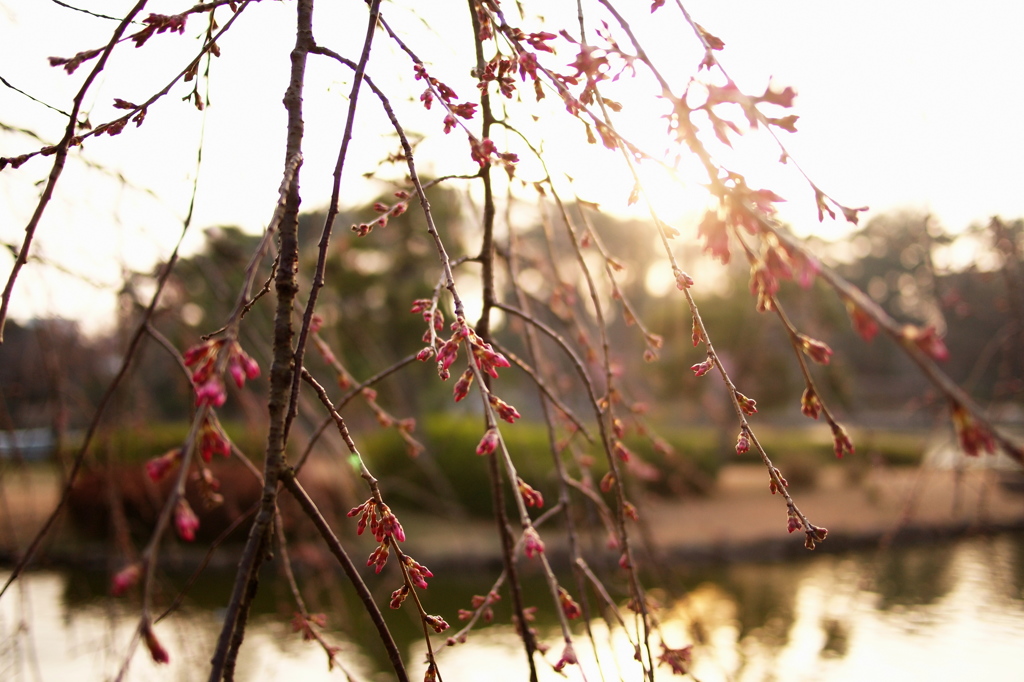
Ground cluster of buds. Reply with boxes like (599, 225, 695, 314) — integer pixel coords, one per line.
(517, 477, 544, 508)
(557, 587, 582, 620)
(348, 498, 406, 573)
(424, 614, 450, 633)
(798, 334, 833, 365)
(734, 391, 758, 416)
(489, 394, 521, 423)
(768, 467, 788, 495)
(403, 554, 434, 590)
(132, 13, 188, 48)
(786, 508, 802, 534)
(522, 527, 545, 559)
(352, 191, 410, 236)
(804, 525, 828, 550)
(690, 354, 714, 377)
(349, 498, 406, 544)
(831, 422, 855, 458)
(800, 387, 822, 420)
(184, 338, 260, 407)
(612, 440, 633, 462)
(389, 585, 410, 610)
(735, 429, 750, 454)
(198, 416, 231, 462)
(458, 590, 501, 624)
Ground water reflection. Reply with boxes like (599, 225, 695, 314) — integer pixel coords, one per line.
(2, 533, 1023, 681)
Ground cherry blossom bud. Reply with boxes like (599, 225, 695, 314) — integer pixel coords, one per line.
(612, 440, 632, 462)
(489, 394, 521, 423)
(424, 614, 449, 633)
(142, 622, 170, 664)
(390, 585, 410, 609)
(376, 505, 406, 543)
(735, 430, 750, 454)
(111, 563, 141, 596)
(799, 335, 833, 365)
(453, 368, 474, 402)
(804, 526, 828, 550)
(787, 510, 802, 533)
(831, 422, 854, 458)
(517, 477, 544, 508)
(903, 324, 950, 362)
(691, 357, 713, 377)
(800, 387, 822, 420)
(768, 467, 788, 495)
(416, 347, 435, 362)
(523, 527, 544, 558)
(476, 428, 499, 455)
(403, 555, 433, 589)
(146, 448, 181, 482)
(174, 499, 200, 542)
(675, 270, 694, 289)
(554, 643, 577, 672)
(735, 391, 757, 416)
(195, 378, 227, 407)
(558, 587, 582, 620)
(367, 542, 390, 573)
(410, 299, 432, 314)
(198, 418, 230, 462)
(951, 403, 995, 456)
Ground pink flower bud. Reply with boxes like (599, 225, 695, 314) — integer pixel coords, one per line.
(142, 622, 170, 664)
(453, 368, 474, 402)
(476, 428, 499, 455)
(111, 563, 141, 596)
(174, 499, 200, 542)
(799, 335, 833, 365)
(691, 357, 713, 377)
(523, 527, 544, 558)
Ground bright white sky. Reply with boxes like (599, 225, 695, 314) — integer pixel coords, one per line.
(1, 0, 1023, 333)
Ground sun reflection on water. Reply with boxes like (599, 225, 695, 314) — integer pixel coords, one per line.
(2, 533, 1023, 681)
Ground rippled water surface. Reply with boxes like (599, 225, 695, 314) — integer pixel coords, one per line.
(3, 533, 1023, 681)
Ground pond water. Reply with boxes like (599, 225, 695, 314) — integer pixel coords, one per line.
(2, 532, 1024, 681)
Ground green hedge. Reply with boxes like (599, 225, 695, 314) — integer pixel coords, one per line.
(73, 420, 268, 465)
(359, 415, 725, 518)
(728, 426, 927, 467)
